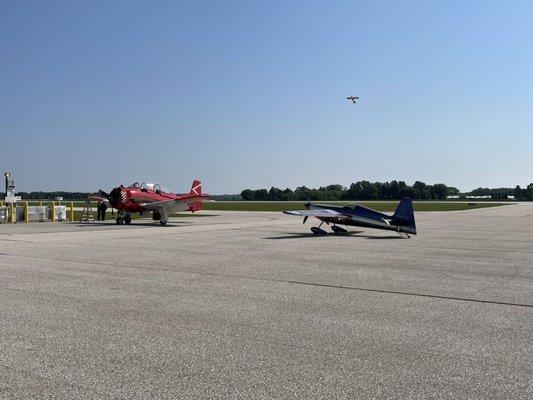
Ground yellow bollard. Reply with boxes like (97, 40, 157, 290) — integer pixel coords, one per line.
(70, 202, 74, 222)
(10, 203, 14, 223)
(25, 202, 29, 223)
(51, 202, 56, 222)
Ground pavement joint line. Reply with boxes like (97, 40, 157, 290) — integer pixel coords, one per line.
(1, 252, 531, 309)
(287, 280, 533, 308)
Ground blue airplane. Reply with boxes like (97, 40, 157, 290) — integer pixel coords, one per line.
(283, 197, 417, 238)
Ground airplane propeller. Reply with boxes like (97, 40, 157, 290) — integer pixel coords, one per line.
(303, 216, 308, 224)
(88, 190, 111, 204)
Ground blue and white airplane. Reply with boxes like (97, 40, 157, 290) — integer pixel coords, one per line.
(283, 197, 417, 237)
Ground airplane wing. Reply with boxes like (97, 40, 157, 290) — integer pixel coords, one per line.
(283, 209, 346, 218)
(139, 195, 212, 212)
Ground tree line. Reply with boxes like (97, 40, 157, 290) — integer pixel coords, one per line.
(8, 182, 533, 201)
(241, 181, 460, 201)
(475, 185, 533, 200)
(15, 191, 93, 200)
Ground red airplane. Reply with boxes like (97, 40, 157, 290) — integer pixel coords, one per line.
(92, 180, 211, 225)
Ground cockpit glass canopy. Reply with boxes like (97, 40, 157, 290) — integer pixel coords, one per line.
(128, 182, 170, 193)
(342, 203, 358, 209)
(140, 182, 154, 191)
(138, 182, 167, 193)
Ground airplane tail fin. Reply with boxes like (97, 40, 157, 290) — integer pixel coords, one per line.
(190, 180, 203, 212)
(392, 197, 417, 234)
(190, 180, 202, 196)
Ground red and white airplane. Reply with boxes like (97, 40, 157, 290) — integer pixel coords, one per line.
(93, 180, 211, 225)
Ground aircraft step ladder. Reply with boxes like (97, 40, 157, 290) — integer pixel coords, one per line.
(79, 200, 94, 223)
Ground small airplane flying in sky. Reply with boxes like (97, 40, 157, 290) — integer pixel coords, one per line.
(92, 180, 211, 225)
(284, 197, 417, 237)
(347, 96, 359, 103)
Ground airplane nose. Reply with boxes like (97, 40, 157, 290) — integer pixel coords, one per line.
(108, 187, 122, 208)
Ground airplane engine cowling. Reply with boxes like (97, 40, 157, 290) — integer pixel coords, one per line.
(108, 187, 122, 209)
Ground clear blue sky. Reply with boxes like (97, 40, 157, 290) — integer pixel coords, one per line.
(1, 1, 532, 193)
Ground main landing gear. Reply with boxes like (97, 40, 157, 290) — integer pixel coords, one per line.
(311, 222, 348, 235)
(331, 225, 347, 234)
(311, 221, 327, 235)
(116, 212, 132, 225)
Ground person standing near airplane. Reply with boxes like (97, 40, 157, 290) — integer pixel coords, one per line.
(96, 201, 102, 221)
(100, 200, 107, 221)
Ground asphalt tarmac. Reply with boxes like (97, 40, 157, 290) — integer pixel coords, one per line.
(0, 204, 531, 399)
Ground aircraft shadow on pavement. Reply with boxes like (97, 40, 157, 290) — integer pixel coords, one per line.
(264, 232, 403, 240)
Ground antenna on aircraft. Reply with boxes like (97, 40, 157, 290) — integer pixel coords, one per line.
(347, 96, 359, 103)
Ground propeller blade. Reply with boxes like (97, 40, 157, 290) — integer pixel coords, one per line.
(303, 216, 308, 224)
(98, 190, 110, 198)
(88, 195, 109, 203)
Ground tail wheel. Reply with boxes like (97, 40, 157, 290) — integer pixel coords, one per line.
(160, 220, 167, 226)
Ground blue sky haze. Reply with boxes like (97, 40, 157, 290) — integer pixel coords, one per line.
(1, 1, 532, 193)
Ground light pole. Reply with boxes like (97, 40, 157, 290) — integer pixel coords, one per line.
(4, 172, 11, 197)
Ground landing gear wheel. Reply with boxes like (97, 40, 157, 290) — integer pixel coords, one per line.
(116, 216, 124, 225)
(311, 227, 327, 235)
(160, 220, 167, 226)
(331, 225, 347, 234)
(124, 214, 132, 225)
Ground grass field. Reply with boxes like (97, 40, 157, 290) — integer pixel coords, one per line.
(53, 202, 503, 223)
(202, 201, 505, 212)
(16, 200, 507, 212)
(10, 200, 506, 222)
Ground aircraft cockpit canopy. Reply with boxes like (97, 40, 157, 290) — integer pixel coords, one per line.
(155, 184, 170, 194)
(128, 182, 140, 188)
(140, 182, 155, 191)
(139, 182, 168, 194)
(342, 203, 359, 210)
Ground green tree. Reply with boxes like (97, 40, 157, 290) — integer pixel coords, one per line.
(240, 189, 255, 201)
(254, 189, 269, 201)
(527, 184, 533, 200)
(432, 183, 449, 200)
(268, 187, 283, 201)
